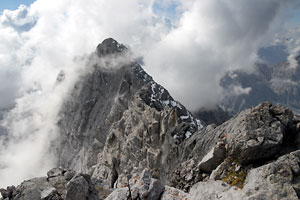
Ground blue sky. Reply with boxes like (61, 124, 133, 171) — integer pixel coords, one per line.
(0, 0, 35, 13)
(290, 9, 300, 27)
(0, 0, 299, 27)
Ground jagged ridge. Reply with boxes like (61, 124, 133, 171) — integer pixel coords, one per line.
(2, 39, 300, 200)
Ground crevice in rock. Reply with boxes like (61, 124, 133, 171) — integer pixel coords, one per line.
(111, 169, 119, 188)
(126, 177, 133, 200)
(293, 187, 300, 199)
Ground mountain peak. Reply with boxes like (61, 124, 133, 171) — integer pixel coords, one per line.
(96, 38, 127, 57)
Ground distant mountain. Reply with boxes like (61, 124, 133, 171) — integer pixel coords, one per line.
(193, 105, 232, 126)
(258, 44, 289, 65)
(220, 55, 300, 114)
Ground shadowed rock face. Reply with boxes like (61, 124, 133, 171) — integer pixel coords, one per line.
(96, 38, 127, 57)
(193, 105, 232, 126)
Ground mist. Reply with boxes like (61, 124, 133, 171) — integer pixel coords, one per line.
(0, 0, 299, 187)
(144, 0, 300, 110)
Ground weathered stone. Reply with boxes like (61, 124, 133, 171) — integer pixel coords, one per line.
(0, 186, 16, 199)
(129, 169, 164, 200)
(187, 180, 247, 200)
(47, 168, 64, 178)
(13, 178, 58, 200)
(218, 102, 295, 164)
(5, 39, 300, 200)
(1, 168, 99, 200)
(160, 186, 188, 200)
(41, 188, 63, 200)
(243, 150, 300, 200)
(64, 170, 76, 181)
(198, 142, 226, 172)
(65, 175, 89, 200)
(104, 188, 129, 200)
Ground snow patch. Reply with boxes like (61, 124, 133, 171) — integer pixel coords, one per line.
(196, 119, 203, 130)
(180, 115, 189, 120)
(185, 131, 192, 138)
(150, 82, 156, 102)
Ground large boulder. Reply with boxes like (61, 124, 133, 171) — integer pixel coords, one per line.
(168, 102, 297, 191)
(187, 150, 300, 200)
(160, 186, 188, 200)
(105, 169, 165, 200)
(242, 150, 300, 199)
(0, 168, 98, 200)
(187, 180, 247, 200)
(224, 102, 293, 164)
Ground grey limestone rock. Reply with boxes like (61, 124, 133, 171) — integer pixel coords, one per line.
(168, 101, 298, 192)
(192, 150, 300, 200)
(129, 169, 165, 200)
(65, 175, 89, 200)
(0, 168, 98, 200)
(11, 177, 60, 200)
(5, 39, 300, 200)
(187, 180, 247, 200)
(242, 150, 300, 200)
(104, 147, 300, 200)
(160, 186, 188, 200)
(104, 188, 129, 200)
(224, 102, 292, 164)
(54, 38, 203, 188)
(105, 169, 165, 200)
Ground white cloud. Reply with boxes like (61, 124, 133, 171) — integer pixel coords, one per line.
(144, 0, 299, 110)
(268, 25, 300, 68)
(233, 85, 252, 96)
(0, 5, 37, 32)
(0, 0, 168, 187)
(0, 0, 299, 187)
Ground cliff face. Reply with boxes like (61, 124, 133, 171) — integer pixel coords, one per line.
(2, 39, 300, 200)
(54, 38, 203, 188)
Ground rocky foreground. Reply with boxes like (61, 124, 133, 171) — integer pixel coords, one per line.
(2, 102, 300, 200)
(2, 39, 300, 200)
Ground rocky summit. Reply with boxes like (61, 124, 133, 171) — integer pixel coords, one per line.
(2, 39, 300, 200)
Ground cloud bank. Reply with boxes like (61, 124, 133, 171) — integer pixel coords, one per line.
(0, 0, 299, 187)
(145, 0, 300, 110)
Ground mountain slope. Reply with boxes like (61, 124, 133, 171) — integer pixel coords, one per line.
(3, 39, 300, 200)
(54, 38, 203, 188)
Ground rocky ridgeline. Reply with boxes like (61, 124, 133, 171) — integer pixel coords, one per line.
(53, 38, 204, 190)
(2, 39, 300, 200)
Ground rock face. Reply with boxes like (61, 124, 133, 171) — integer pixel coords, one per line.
(3, 39, 300, 200)
(54, 38, 203, 189)
(46, 40, 300, 199)
(0, 168, 98, 200)
(100, 102, 300, 200)
(105, 169, 186, 200)
(194, 105, 231, 126)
